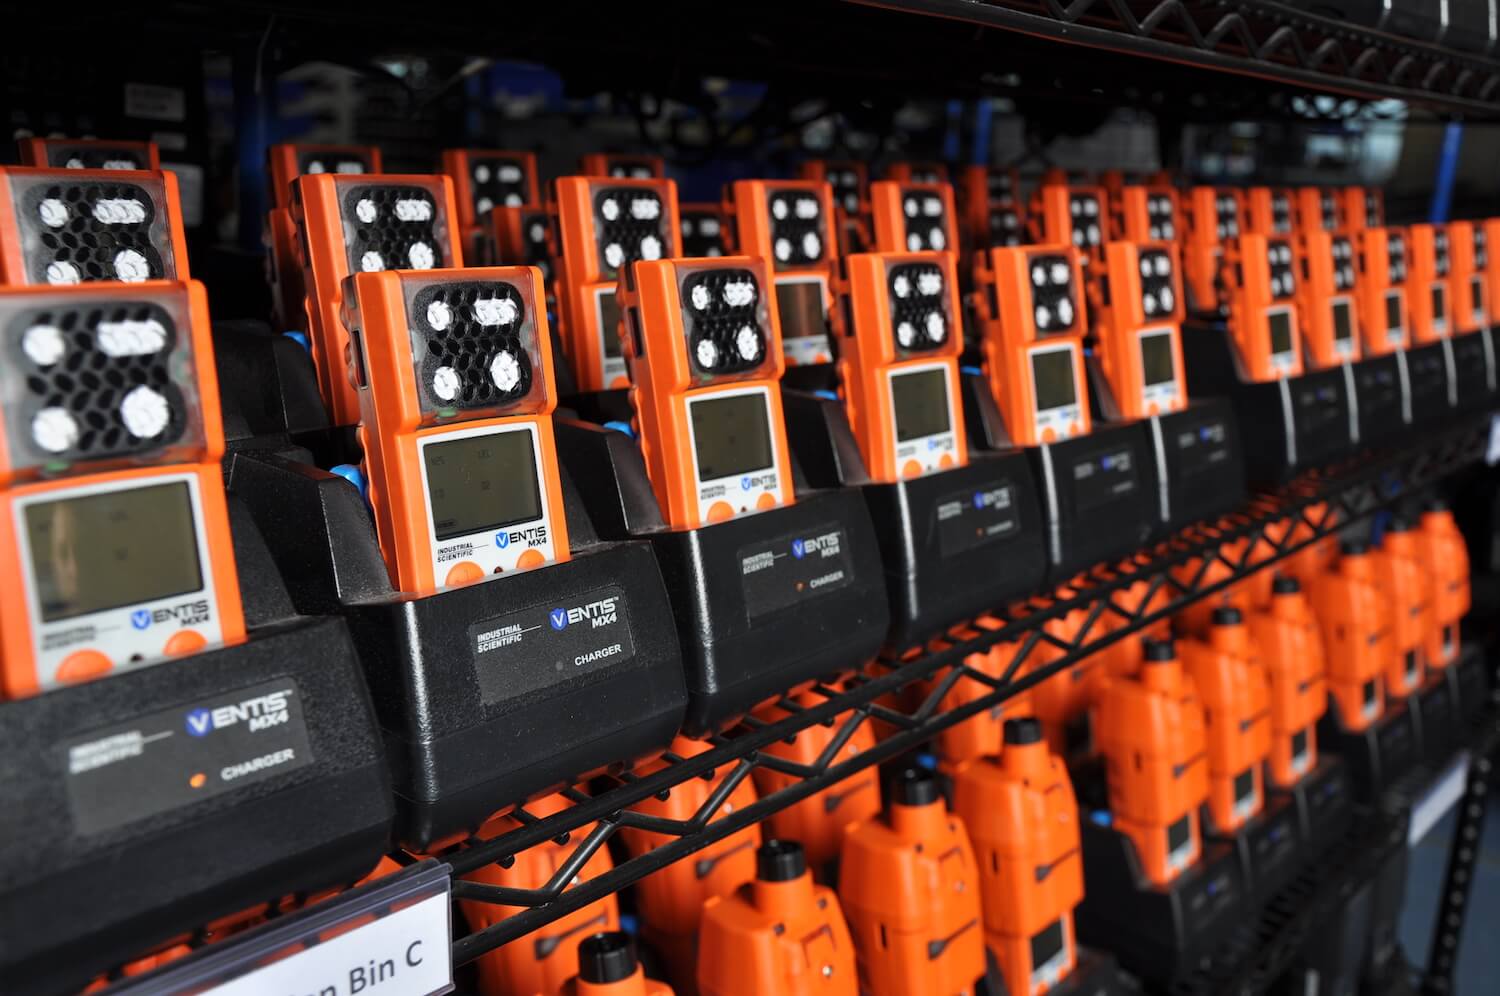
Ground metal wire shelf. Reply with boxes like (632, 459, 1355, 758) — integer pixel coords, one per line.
(443, 413, 1493, 965)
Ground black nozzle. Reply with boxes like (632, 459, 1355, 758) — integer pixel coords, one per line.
(1211, 605, 1243, 626)
(1272, 575, 1300, 595)
(1143, 637, 1176, 662)
(891, 766, 941, 808)
(579, 932, 637, 985)
(1341, 538, 1369, 556)
(757, 839, 806, 882)
(1004, 717, 1044, 745)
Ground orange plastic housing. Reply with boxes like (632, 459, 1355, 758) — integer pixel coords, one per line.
(973, 245, 1092, 445)
(19, 137, 161, 172)
(799, 159, 871, 255)
(1180, 611, 1272, 835)
(1094, 642, 1210, 887)
(620, 736, 761, 992)
(1114, 184, 1181, 245)
(698, 843, 859, 996)
(1030, 183, 1110, 262)
(1376, 523, 1432, 698)
(751, 688, 881, 870)
(292, 172, 462, 424)
(1294, 230, 1361, 369)
(1340, 186, 1384, 232)
(0, 280, 245, 698)
(1481, 220, 1500, 340)
(267, 142, 384, 210)
(460, 795, 621, 996)
(1248, 579, 1327, 788)
(1182, 187, 1244, 313)
(440, 148, 540, 262)
(868, 181, 958, 255)
(884, 160, 950, 185)
(1418, 506, 1471, 669)
(952, 721, 1085, 996)
(837, 772, 987, 996)
(1095, 240, 1187, 418)
(580, 153, 666, 179)
(725, 179, 840, 366)
(1294, 187, 1341, 236)
(835, 250, 966, 480)
(1408, 224, 1453, 344)
(1245, 187, 1296, 237)
(1446, 220, 1489, 335)
(958, 164, 1026, 252)
(492, 204, 557, 282)
(344, 266, 569, 594)
(1223, 233, 1304, 381)
(1309, 545, 1391, 732)
(554, 175, 681, 391)
(1353, 227, 1411, 356)
(1026, 601, 1099, 756)
(617, 256, 794, 530)
(918, 619, 1032, 772)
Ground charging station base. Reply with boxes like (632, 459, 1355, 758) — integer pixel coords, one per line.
(1352, 353, 1407, 447)
(1285, 757, 1355, 854)
(1208, 791, 1303, 909)
(1411, 670, 1459, 764)
(1319, 698, 1419, 803)
(1147, 398, 1246, 537)
(1404, 341, 1456, 429)
(1451, 330, 1497, 411)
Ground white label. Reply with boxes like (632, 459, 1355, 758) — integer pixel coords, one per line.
(124, 82, 186, 122)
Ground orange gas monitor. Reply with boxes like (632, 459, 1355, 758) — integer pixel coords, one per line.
(1418, 503, 1470, 669)
(953, 719, 1085, 996)
(1295, 230, 1361, 369)
(726, 180, 839, 367)
(698, 840, 859, 996)
(554, 176, 680, 391)
(267, 143, 383, 210)
(0, 281, 244, 698)
(1340, 186, 1384, 232)
(838, 768, 987, 996)
(0, 167, 189, 286)
(581, 153, 665, 180)
(836, 250, 966, 480)
(440, 149, 540, 261)
(1094, 639, 1210, 887)
(1032, 182, 1109, 260)
(618, 256, 793, 529)
(1354, 227, 1410, 357)
(345, 266, 567, 594)
(293, 172, 462, 425)
(680, 203, 728, 258)
(1248, 577, 1327, 788)
(1309, 540, 1391, 732)
(19, 137, 160, 172)
(801, 160, 870, 218)
(1183, 187, 1243, 312)
(920, 623, 1032, 772)
(1375, 520, 1431, 698)
(1223, 233, 1303, 381)
(885, 160, 950, 185)
(975, 244, 1090, 445)
(1447, 221, 1489, 335)
(959, 164, 1026, 249)
(1095, 241, 1187, 419)
(1180, 607, 1272, 835)
(868, 181, 958, 255)
(1294, 187, 1341, 236)
(1409, 224, 1452, 344)
(494, 205, 557, 283)
(1246, 187, 1296, 237)
(563, 932, 675, 996)
(1115, 184, 1181, 244)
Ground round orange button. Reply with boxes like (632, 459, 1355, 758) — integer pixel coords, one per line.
(609, 375, 631, 389)
(1041, 426, 1058, 443)
(755, 492, 778, 510)
(938, 452, 955, 469)
(902, 459, 924, 479)
(707, 500, 735, 523)
(164, 629, 207, 657)
(516, 548, 547, 569)
(445, 561, 486, 587)
(57, 650, 111, 684)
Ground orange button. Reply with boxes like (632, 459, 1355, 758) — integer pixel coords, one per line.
(164, 629, 207, 657)
(1069, 420, 1082, 436)
(57, 649, 112, 684)
(1041, 426, 1058, 443)
(755, 492, 778, 510)
(902, 459, 924, 478)
(609, 375, 631, 389)
(707, 500, 735, 523)
(445, 561, 486, 586)
(938, 452, 955, 469)
(516, 548, 547, 569)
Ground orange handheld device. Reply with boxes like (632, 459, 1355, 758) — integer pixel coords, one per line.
(836, 250, 966, 480)
(885, 160, 950, 185)
(1480, 220, 1500, 339)
(838, 768, 986, 996)
(1309, 540, 1390, 732)
(1032, 182, 1109, 259)
(920, 621, 1031, 772)
(1223, 233, 1304, 381)
(952, 718, 1084, 996)
(1295, 230, 1360, 368)
(974, 244, 1091, 445)
(1353, 227, 1410, 356)
(1245, 187, 1296, 237)
(293, 172, 461, 425)
(959, 165, 1025, 249)
(1095, 240, 1187, 418)
(1180, 607, 1272, 835)
(617, 255, 794, 529)
(726, 180, 839, 367)
(1340, 186, 1384, 232)
(698, 840, 859, 996)
(1094, 638, 1209, 887)
(581, 153, 665, 179)
(1294, 187, 1340, 236)
(868, 181, 957, 255)
(800, 160, 869, 217)
(1408, 224, 1452, 344)
(1248, 577, 1327, 788)
(1029, 602, 1101, 756)
(493, 205, 557, 284)
(1447, 221, 1489, 335)
(19, 137, 161, 172)
(1115, 183, 1181, 244)
(680, 202, 728, 258)
(1418, 503, 1470, 669)
(1375, 520, 1431, 698)
(564, 932, 675, 996)
(440, 149, 540, 262)
(267, 143, 383, 210)
(461, 794, 621, 996)
(1183, 187, 1243, 312)
(554, 176, 680, 391)
(0, 280, 244, 698)
(345, 266, 568, 594)
(0, 167, 189, 286)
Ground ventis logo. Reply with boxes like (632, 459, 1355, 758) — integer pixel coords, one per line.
(550, 595, 621, 630)
(792, 529, 842, 560)
(495, 523, 549, 549)
(184, 689, 293, 736)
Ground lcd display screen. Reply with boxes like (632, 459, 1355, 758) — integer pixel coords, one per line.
(596, 287, 622, 358)
(1140, 331, 1176, 387)
(1030, 919, 1065, 971)
(1432, 284, 1447, 324)
(1473, 277, 1484, 315)
(1233, 768, 1255, 805)
(1167, 814, 1191, 854)
(1386, 292, 1402, 334)
(26, 481, 202, 623)
(690, 392, 775, 481)
(1031, 349, 1077, 411)
(1269, 310, 1293, 356)
(1292, 728, 1309, 760)
(1332, 300, 1354, 343)
(891, 368, 951, 441)
(424, 429, 541, 541)
(775, 279, 829, 341)
(1363, 678, 1378, 707)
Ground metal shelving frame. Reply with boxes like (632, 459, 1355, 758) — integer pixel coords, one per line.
(445, 413, 1493, 969)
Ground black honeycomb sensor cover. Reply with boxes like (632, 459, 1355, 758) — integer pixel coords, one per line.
(43, 145, 149, 171)
(340, 184, 448, 275)
(887, 260, 949, 353)
(681, 267, 768, 377)
(408, 280, 534, 412)
(593, 187, 671, 278)
(767, 190, 826, 269)
(17, 180, 168, 285)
